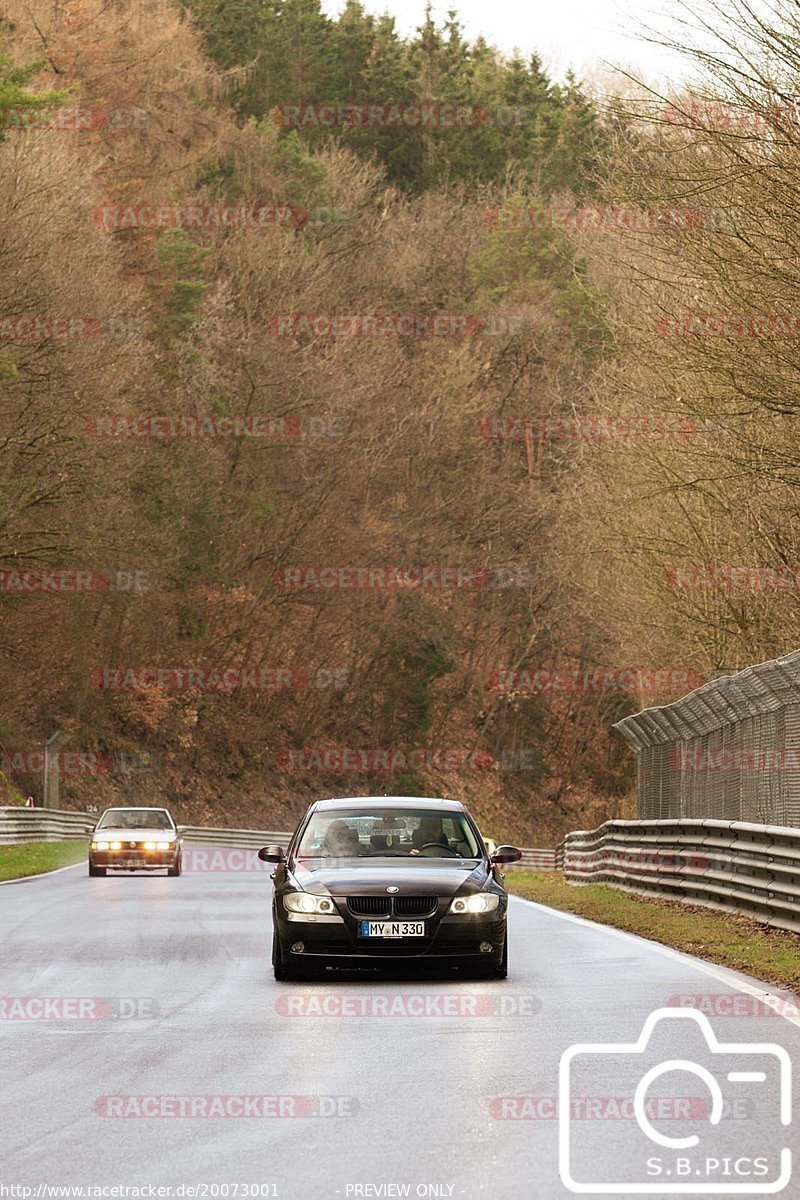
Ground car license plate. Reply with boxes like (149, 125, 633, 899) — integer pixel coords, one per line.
(359, 920, 425, 938)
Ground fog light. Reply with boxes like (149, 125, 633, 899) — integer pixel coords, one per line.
(290, 942, 304, 954)
(480, 942, 493, 954)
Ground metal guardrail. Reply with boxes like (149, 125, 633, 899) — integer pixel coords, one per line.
(562, 817, 800, 934)
(0, 806, 95, 844)
(506, 848, 556, 871)
(177, 825, 293, 848)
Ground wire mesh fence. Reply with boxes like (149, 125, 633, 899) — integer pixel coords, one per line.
(613, 650, 800, 827)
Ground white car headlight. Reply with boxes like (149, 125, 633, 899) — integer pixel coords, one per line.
(284, 892, 335, 915)
(156, 841, 172, 850)
(92, 841, 109, 850)
(448, 893, 500, 915)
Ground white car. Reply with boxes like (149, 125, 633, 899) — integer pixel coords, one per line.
(89, 806, 182, 876)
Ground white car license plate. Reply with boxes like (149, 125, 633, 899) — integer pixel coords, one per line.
(359, 920, 425, 938)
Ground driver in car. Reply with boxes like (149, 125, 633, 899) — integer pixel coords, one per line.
(409, 815, 450, 855)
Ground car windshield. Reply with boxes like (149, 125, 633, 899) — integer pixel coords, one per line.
(96, 808, 173, 830)
(296, 808, 481, 859)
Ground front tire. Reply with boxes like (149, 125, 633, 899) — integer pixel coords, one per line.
(167, 854, 182, 877)
(272, 928, 289, 981)
(272, 927, 311, 980)
(88, 862, 106, 877)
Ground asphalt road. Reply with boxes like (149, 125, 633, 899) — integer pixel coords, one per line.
(2, 848, 799, 1199)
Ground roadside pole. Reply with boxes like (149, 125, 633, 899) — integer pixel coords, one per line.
(43, 730, 70, 809)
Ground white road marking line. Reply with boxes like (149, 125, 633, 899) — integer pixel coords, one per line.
(0, 861, 85, 887)
(510, 894, 800, 1031)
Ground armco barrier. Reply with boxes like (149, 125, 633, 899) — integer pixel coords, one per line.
(506, 848, 556, 871)
(177, 825, 293, 848)
(0, 806, 95, 844)
(562, 817, 800, 934)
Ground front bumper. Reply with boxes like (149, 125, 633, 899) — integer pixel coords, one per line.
(274, 907, 506, 966)
(90, 847, 179, 871)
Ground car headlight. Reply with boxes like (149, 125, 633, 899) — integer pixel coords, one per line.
(284, 892, 335, 914)
(92, 841, 109, 850)
(448, 893, 500, 915)
(156, 840, 172, 850)
(144, 841, 156, 850)
(109, 841, 122, 850)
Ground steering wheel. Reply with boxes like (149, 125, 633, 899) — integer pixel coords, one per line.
(416, 842, 462, 858)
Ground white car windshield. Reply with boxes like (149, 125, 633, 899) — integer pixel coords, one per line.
(96, 809, 173, 830)
(296, 808, 481, 859)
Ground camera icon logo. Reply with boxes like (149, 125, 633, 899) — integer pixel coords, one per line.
(559, 1007, 792, 1194)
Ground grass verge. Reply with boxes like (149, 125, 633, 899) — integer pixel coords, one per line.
(508, 871, 800, 994)
(0, 840, 87, 882)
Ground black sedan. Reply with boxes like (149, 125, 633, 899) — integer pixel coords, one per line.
(260, 796, 522, 980)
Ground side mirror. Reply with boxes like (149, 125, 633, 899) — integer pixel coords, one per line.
(491, 845, 522, 865)
(258, 844, 285, 863)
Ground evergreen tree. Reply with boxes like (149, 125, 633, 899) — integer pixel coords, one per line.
(183, 0, 604, 194)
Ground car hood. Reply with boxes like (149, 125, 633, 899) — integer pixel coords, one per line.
(290, 859, 487, 896)
(92, 827, 176, 840)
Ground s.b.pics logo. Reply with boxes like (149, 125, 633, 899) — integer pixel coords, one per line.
(559, 1008, 792, 1194)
